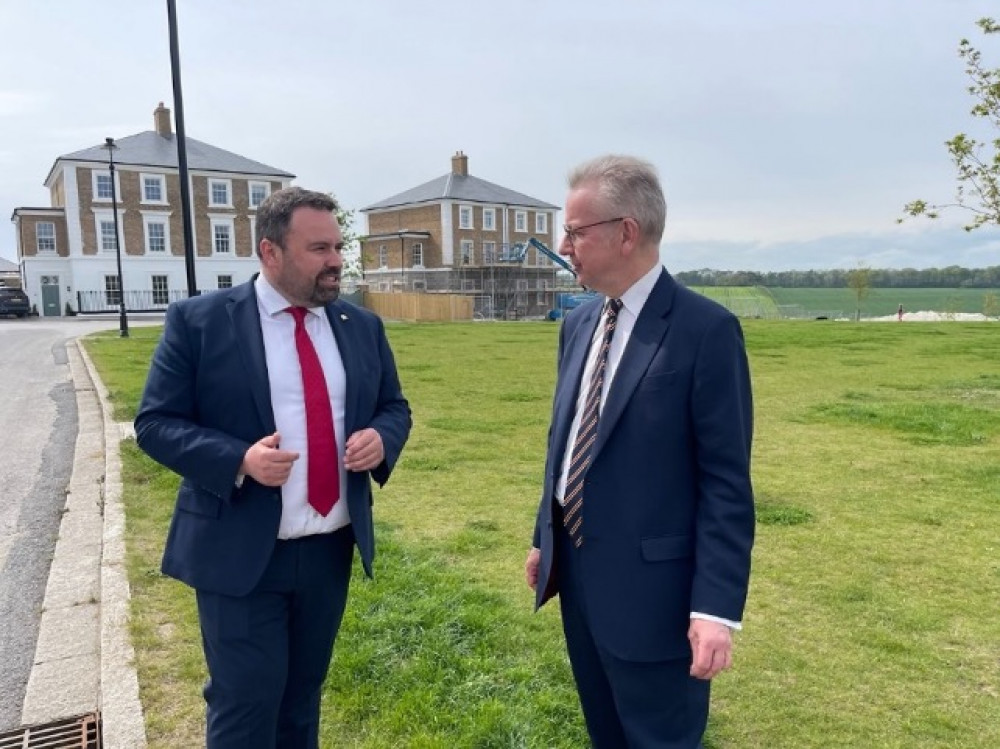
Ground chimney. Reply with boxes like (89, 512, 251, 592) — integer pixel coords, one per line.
(451, 150, 468, 176)
(154, 101, 172, 138)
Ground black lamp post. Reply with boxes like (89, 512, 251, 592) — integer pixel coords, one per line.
(400, 233, 406, 292)
(103, 137, 129, 337)
(167, 0, 198, 298)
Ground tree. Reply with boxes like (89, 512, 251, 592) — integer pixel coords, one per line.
(902, 18, 1000, 230)
(847, 265, 872, 321)
(332, 196, 363, 284)
(984, 291, 1000, 318)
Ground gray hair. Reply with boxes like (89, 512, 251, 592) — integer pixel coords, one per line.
(568, 155, 666, 245)
(255, 187, 338, 255)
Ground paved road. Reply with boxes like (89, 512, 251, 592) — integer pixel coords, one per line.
(0, 316, 160, 731)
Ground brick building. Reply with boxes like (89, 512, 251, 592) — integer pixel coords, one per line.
(360, 152, 564, 319)
(10, 103, 294, 316)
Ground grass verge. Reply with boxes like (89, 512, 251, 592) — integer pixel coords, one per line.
(85, 319, 1000, 747)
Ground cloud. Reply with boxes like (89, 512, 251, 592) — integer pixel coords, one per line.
(3, 0, 1000, 272)
(0, 90, 49, 117)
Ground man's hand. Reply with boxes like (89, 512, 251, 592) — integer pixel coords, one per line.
(688, 619, 733, 680)
(524, 547, 541, 590)
(241, 432, 299, 487)
(344, 428, 384, 472)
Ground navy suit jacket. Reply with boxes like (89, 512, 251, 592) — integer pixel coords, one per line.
(135, 279, 411, 597)
(533, 269, 755, 661)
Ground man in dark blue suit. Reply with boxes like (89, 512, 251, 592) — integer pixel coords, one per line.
(135, 187, 411, 748)
(525, 156, 755, 747)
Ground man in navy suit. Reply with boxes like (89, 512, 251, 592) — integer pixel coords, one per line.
(135, 187, 411, 748)
(525, 156, 755, 747)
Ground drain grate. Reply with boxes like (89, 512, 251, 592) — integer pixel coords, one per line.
(0, 713, 102, 749)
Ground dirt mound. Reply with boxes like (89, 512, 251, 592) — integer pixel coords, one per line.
(864, 311, 994, 322)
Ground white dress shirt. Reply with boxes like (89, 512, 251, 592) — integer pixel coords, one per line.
(555, 263, 740, 630)
(255, 275, 351, 539)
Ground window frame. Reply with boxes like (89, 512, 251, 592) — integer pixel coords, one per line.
(535, 212, 548, 234)
(460, 239, 474, 265)
(483, 208, 496, 231)
(104, 275, 121, 306)
(411, 242, 423, 267)
(142, 211, 171, 254)
(141, 173, 167, 204)
(93, 209, 124, 254)
(36, 222, 56, 253)
(151, 274, 170, 306)
(514, 210, 527, 233)
(100, 220, 118, 252)
(146, 221, 166, 253)
(248, 181, 270, 209)
(92, 170, 118, 202)
(208, 178, 233, 208)
(210, 216, 235, 255)
(459, 205, 474, 230)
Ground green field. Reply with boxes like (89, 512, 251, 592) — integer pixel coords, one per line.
(766, 287, 996, 318)
(688, 286, 781, 319)
(84, 320, 1000, 748)
(685, 286, 998, 319)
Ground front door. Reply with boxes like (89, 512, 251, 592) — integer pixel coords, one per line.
(40, 275, 60, 317)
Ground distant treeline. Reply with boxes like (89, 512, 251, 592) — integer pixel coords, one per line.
(673, 266, 1000, 288)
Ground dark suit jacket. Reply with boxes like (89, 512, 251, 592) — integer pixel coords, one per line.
(134, 278, 411, 597)
(533, 269, 754, 662)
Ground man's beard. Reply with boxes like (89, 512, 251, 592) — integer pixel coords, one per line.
(310, 271, 341, 305)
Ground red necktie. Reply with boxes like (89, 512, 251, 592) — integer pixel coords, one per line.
(287, 306, 340, 516)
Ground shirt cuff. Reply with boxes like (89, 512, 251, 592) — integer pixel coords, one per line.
(691, 612, 742, 631)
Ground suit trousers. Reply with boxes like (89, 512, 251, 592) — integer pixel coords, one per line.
(195, 526, 355, 749)
(554, 502, 710, 749)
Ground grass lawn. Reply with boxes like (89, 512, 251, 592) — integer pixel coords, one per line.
(688, 287, 781, 319)
(83, 319, 1000, 748)
(765, 287, 996, 318)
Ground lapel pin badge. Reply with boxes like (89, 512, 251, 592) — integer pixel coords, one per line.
(340, 314, 349, 321)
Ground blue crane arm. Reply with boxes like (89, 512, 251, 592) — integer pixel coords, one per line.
(527, 237, 576, 277)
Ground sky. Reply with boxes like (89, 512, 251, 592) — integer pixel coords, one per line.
(2, 0, 999, 272)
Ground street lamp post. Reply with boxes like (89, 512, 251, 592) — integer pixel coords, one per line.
(103, 137, 129, 337)
(167, 0, 198, 298)
(400, 234, 406, 292)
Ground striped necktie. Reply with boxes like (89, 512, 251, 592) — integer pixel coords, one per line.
(563, 298, 623, 547)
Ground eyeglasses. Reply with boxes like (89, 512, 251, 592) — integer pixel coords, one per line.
(562, 217, 627, 248)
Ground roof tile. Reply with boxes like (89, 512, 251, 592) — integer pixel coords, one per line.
(364, 173, 557, 211)
(52, 131, 294, 179)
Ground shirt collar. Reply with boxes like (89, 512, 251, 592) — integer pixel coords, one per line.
(614, 262, 663, 318)
(254, 274, 326, 319)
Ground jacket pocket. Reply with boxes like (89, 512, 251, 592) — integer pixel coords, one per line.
(176, 482, 222, 518)
(637, 370, 677, 392)
(641, 534, 693, 561)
